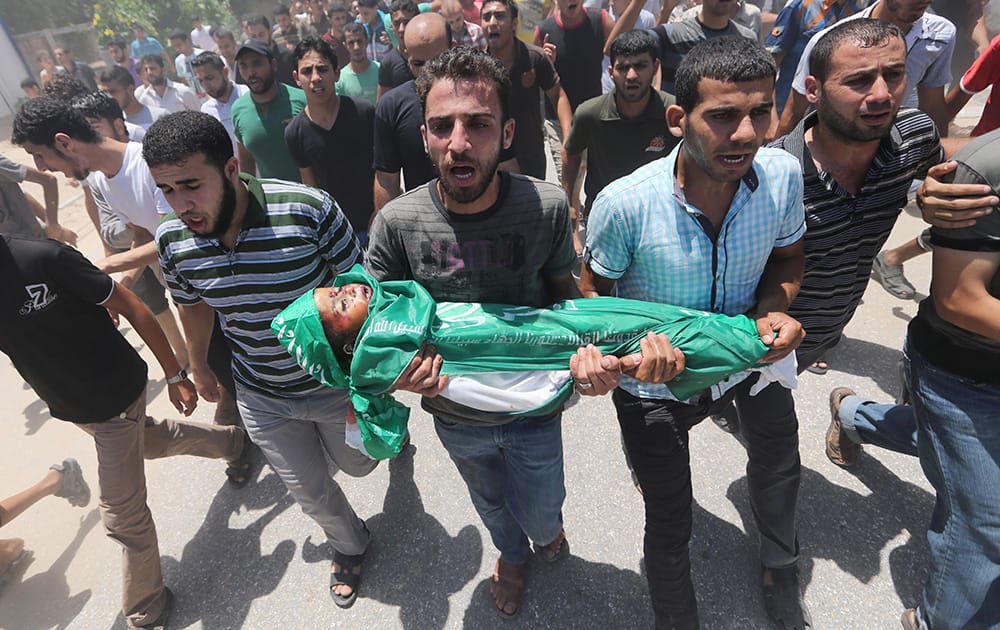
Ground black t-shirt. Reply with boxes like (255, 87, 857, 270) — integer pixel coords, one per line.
(378, 48, 413, 90)
(272, 42, 298, 87)
(506, 41, 560, 180)
(285, 96, 376, 233)
(373, 80, 436, 190)
(537, 9, 605, 112)
(0, 235, 147, 423)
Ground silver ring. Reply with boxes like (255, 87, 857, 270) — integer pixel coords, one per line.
(576, 381, 593, 391)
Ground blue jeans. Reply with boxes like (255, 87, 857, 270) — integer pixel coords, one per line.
(907, 344, 1000, 629)
(433, 413, 565, 565)
(838, 397, 919, 457)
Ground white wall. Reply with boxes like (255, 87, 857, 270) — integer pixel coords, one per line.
(0, 17, 31, 117)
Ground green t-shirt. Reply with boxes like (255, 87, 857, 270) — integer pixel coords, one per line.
(565, 88, 677, 209)
(336, 61, 380, 106)
(231, 84, 307, 182)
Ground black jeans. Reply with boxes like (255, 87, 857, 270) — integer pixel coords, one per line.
(613, 375, 801, 630)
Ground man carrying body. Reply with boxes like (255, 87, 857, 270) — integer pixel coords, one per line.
(337, 23, 380, 105)
(575, 36, 810, 629)
(286, 37, 376, 242)
(231, 39, 307, 181)
(135, 54, 201, 113)
(148, 110, 376, 608)
(482, 0, 571, 180)
(193, 51, 250, 153)
(562, 29, 675, 253)
(366, 46, 583, 619)
(9, 100, 246, 630)
(100, 66, 169, 130)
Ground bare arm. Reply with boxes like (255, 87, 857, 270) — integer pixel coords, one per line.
(374, 169, 402, 212)
(944, 83, 975, 125)
(917, 161, 998, 228)
(300, 166, 319, 188)
(604, 0, 647, 56)
(775, 88, 807, 137)
(931, 248, 1000, 341)
(21, 166, 60, 236)
(237, 142, 256, 176)
(103, 281, 198, 415)
(98, 237, 158, 273)
(749, 240, 805, 362)
(561, 150, 584, 211)
(177, 300, 221, 402)
(545, 83, 573, 139)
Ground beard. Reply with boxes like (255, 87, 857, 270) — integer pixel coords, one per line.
(437, 149, 501, 204)
(248, 75, 275, 94)
(201, 176, 238, 237)
(816, 99, 895, 144)
(150, 74, 167, 87)
(54, 145, 89, 180)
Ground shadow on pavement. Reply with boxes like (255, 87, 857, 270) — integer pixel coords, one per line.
(22, 398, 50, 435)
(303, 444, 483, 629)
(725, 460, 932, 611)
(156, 471, 297, 629)
(0, 508, 100, 629)
(827, 337, 907, 398)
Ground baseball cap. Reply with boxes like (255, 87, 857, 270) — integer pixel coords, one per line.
(235, 39, 273, 60)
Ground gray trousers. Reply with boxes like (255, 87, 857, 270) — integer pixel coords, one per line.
(235, 384, 378, 555)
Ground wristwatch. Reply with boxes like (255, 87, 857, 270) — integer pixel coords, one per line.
(166, 368, 188, 385)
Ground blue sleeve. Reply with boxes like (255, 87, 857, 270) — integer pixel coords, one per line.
(765, 2, 800, 55)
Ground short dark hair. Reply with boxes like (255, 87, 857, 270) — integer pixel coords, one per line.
(274, 3, 291, 15)
(72, 90, 125, 124)
(293, 36, 339, 67)
(609, 29, 660, 65)
(327, 3, 348, 14)
(809, 18, 905, 83)
(170, 30, 190, 42)
(213, 27, 236, 41)
(12, 96, 100, 146)
(389, 0, 420, 15)
(140, 53, 165, 68)
(416, 46, 510, 122)
(100, 65, 135, 89)
(343, 22, 368, 39)
(246, 14, 271, 29)
(481, 0, 518, 21)
(21, 77, 39, 89)
(674, 36, 775, 112)
(191, 51, 227, 71)
(143, 111, 235, 173)
(108, 38, 127, 49)
(41, 75, 90, 102)
(357, 0, 379, 10)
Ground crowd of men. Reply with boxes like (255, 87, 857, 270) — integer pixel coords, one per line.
(2, 0, 999, 629)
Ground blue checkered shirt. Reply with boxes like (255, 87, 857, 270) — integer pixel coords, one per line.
(585, 144, 805, 401)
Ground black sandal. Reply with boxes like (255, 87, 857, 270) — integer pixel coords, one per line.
(330, 548, 366, 608)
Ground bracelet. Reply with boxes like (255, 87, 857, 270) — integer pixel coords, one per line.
(165, 368, 188, 385)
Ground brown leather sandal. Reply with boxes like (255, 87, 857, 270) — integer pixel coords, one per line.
(490, 558, 526, 618)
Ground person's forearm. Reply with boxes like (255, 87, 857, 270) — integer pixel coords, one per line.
(374, 171, 402, 211)
(562, 151, 583, 205)
(776, 89, 806, 137)
(177, 301, 216, 371)
(100, 240, 158, 273)
(110, 282, 183, 378)
(605, 0, 645, 55)
(751, 250, 803, 316)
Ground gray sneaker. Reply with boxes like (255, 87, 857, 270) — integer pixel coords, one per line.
(50, 458, 91, 508)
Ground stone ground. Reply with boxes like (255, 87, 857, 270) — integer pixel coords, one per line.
(0, 96, 987, 629)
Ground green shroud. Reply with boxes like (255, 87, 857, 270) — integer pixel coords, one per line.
(273, 266, 769, 460)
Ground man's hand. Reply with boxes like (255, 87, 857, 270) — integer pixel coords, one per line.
(392, 345, 448, 397)
(569, 344, 623, 395)
(918, 161, 997, 228)
(190, 364, 222, 403)
(168, 379, 199, 416)
(754, 312, 804, 363)
(541, 33, 557, 64)
(621, 331, 685, 383)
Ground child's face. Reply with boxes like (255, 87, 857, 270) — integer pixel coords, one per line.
(314, 284, 372, 338)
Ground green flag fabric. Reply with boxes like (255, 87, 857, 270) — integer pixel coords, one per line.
(273, 266, 770, 460)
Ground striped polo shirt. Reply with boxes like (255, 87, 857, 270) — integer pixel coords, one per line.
(586, 144, 806, 401)
(157, 174, 362, 397)
(770, 109, 943, 356)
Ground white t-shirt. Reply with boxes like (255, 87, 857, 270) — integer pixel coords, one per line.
(125, 104, 170, 130)
(87, 142, 172, 236)
(136, 80, 201, 113)
(191, 25, 217, 52)
(200, 83, 250, 154)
